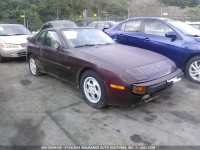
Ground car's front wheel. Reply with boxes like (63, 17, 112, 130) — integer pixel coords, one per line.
(185, 56, 200, 83)
(29, 55, 41, 76)
(80, 70, 107, 108)
(0, 54, 5, 63)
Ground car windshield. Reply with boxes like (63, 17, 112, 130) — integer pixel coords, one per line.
(0, 25, 31, 36)
(190, 24, 200, 30)
(169, 20, 200, 37)
(61, 29, 115, 48)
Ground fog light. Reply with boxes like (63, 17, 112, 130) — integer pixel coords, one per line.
(134, 86, 147, 93)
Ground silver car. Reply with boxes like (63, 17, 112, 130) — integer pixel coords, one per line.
(0, 24, 31, 62)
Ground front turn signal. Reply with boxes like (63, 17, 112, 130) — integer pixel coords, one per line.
(134, 86, 147, 94)
(110, 84, 125, 90)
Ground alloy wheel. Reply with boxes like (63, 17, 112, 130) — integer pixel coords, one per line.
(29, 57, 37, 75)
(189, 60, 200, 81)
(83, 77, 101, 103)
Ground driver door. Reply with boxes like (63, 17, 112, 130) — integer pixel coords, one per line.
(39, 30, 62, 75)
(142, 20, 183, 67)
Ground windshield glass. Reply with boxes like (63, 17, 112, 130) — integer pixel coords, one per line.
(61, 29, 115, 48)
(0, 25, 31, 36)
(169, 20, 200, 37)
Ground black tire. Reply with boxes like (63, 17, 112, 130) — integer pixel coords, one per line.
(80, 70, 107, 108)
(185, 56, 200, 84)
(29, 55, 41, 76)
(0, 54, 5, 63)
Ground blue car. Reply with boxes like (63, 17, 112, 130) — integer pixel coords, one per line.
(105, 17, 200, 83)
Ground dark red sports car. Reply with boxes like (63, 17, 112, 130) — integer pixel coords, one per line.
(26, 27, 183, 108)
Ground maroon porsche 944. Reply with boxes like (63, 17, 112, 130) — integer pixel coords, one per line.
(26, 27, 183, 108)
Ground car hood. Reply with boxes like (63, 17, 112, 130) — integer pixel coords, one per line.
(78, 44, 176, 81)
(0, 35, 31, 44)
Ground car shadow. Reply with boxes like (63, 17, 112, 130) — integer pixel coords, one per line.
(3, 57, 26, 63)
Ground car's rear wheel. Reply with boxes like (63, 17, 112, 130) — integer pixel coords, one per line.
(185, 56, 200, 83)
(80, 70, 107, 108)
(0, 54, 5, 63)
(29, 55, 41, 76)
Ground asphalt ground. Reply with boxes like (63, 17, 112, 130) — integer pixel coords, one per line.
(0, 57, 200, 149)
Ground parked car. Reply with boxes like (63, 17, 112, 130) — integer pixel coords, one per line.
(26, 27, 182, 108)
(40, 20, 77, 31)
(0, 24, 32, 62)
(105, 17, 200, 83)
(31, 20, 78, 39)
(186, 22, 200, 30)
(88, 21, 116, 30)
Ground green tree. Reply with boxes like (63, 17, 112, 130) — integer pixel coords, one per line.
(160, 0, 200, 8)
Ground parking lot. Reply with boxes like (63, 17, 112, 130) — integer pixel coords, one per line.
(0, 58, 200, 148)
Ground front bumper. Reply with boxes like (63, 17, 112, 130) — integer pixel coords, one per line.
(104, 69, 183, 106)
(0, 48, 27, 58)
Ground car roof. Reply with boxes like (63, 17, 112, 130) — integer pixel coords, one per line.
(43, 27, 98, 31)
(0, 24, 23, 26)
(124, 17, 173, 21)
(46, 20, 76, 24)
(40, 20, 77, 30)
(88, 21, 116, 25)
(186, 21, 200, 24)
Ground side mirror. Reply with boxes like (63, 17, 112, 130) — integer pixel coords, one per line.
(52, 41, 60, 49)
(165, 31, 177, 39)
(27, 37, 36, 43)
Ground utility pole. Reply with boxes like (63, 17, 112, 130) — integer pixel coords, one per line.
(27, 20, 28, 29)
(98, 9, 100, 21)
(160, 6, 163, 18)
(56, 10, 59, 20)
(128, 7, 130, 19)
(83, 10, 87, 27)
(23, 10, 26, 27)
(160, 1, 163, 18)
(128, 0, 131, 19)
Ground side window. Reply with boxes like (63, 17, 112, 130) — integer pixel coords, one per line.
(124, 20, 141, 32)
(120, 23, 126, 31)
(96, 22, 105, 30)
(145, 20, 173, 36)
(43, 31, 62, 48)
(88, 22, 97, 28)
(37, 32, 46, 45)
(104, 23, 109, 29)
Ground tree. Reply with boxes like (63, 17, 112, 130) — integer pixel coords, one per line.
(186, 5, 200, 21)
(160, 0, 200, 8)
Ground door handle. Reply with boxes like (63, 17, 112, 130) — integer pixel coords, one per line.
(144, 38, 150, 41)
(118, 34, 124, 37)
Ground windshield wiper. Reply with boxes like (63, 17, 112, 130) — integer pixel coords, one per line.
(103, 42, 115, 45)
(75, 44, 95, 48)
(187, 34, 200, 37)
(12, 33, 27, 35)
(0, 34, 11, 36)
